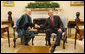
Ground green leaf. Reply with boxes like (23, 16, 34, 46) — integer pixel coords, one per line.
(25, 2, 60, 8)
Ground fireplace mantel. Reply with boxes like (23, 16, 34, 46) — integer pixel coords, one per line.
(30, 8, 63, 21)
(29, 8, 62, 11)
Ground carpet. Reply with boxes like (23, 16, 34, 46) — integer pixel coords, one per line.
(1, 36, 84, 53)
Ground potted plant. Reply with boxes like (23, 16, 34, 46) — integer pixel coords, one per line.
(25, 2, 60, 11)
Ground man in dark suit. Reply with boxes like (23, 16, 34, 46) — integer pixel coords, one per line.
(41, 10, 64, 53)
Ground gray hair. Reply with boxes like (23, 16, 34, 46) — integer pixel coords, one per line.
(48, 10, 53, 14)
(26, 9, 31, 12)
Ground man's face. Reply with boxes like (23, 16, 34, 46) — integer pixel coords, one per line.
(48, 12, 53, 18)
(29, 11, 31, 15)
(27, 10, 31, 16)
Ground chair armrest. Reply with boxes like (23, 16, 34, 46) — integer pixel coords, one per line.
(13, 26, 16, 30)
(62, 32, 65, 36)
(62, 32, 66, 39)
(13, 26, 16, 29)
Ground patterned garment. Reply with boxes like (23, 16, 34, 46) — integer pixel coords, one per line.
(16, 14, 35, 38)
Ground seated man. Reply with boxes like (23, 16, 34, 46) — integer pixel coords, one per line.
(16, 9, 38, 45)
(40, 10, 64, 53)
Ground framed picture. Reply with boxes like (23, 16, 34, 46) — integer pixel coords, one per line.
(3, 1, 15, 7)
(70, 1, 84, 6)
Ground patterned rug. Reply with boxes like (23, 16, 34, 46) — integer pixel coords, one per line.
(1, 36, 84, 53)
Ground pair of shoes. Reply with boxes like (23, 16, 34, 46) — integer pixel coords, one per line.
(25, 44, 28, 45)
(56, 44, 60, 46)
(55, 43, 60, 46)
(50, 46, 56, 53)
(25, 43, 29, 46)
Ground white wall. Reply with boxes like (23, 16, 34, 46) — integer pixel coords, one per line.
(1, 1, 34, 21)
(55, 1, 84, 21)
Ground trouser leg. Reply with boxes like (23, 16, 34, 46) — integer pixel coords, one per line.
(54, 31, 62, 47)
(51, 31, 62, 53)
(21, 35, 26, 45)
(25, 37, 31, 45)
(24, 30, 34, 45)
(46, 29, 52, 45)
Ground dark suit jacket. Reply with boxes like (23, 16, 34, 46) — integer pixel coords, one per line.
(41, 15, 64, 31)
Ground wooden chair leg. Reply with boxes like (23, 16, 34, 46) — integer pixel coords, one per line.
(13, 38, 16, 48)
(13, 28, 16, 48)
(79, 34, 83, 40)
(32, 38, 34, 45)
(66, 36, 67, 43)
(45, 38, 48, 46)
(53, 36, 55, 41)
(63, 39, 65, 49)
(74, 30, 77, 49)
(66, 29, 67, 43)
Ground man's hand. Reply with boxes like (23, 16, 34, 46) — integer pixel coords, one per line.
(28, 27, 32, 30)
(58, 28, 62, 32)
(34, 24, 40, 28)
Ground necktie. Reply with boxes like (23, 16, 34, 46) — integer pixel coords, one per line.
(51, 18, 55, 26)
